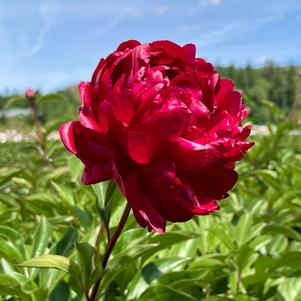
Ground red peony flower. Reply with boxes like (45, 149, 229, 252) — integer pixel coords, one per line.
(60, 40, 254, 233)
(25, 88, 36, 99)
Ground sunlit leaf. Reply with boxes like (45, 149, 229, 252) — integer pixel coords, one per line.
(18, 255, 70, 273)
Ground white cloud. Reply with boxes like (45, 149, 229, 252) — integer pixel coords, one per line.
(30, 1, 170, 20)
(88, 3, 169, 39)
(35, 1, 143, 19)
(192, 22, 239, 47)
(30, 0, 54, 56)
(88, 14, 125, 39)
(177, 24, 200, 34)
(154, 6, 168, 16)
(191, 9, 292, 49)
(251, 55, 273, 65)
(199, 0, 221, 6)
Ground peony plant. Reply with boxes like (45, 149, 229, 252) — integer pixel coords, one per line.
(60, 39, 253, 233)
(59, 39, 254, 300)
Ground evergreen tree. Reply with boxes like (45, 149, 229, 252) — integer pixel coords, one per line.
(285, 65, 297, 110)
(246, 62, 255, 87)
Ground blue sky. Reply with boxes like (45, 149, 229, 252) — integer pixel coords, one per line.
(0, 0, 300, 93)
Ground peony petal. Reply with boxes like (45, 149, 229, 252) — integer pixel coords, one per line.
(96, 100, 112, 134)
(182, 167, 238, 201)
(216, 79, 242, 116)
(193, 199, 220, 215)
(59, 121, 77, 155)
(78, 82, 104, 132)
(110, 44, 150, 86)
(234, 124, 252, 141)
(141, 99, 189, 149)
(116, 40, 141, 51)
(59, 121, 115, 184)
(79, 106, 102, 133)
(81, 162, 116, 185)
(205, 111, 232, 136)
(91, 59, 106, 84)
(190, 95, 210, 121)
(78, 81, 92, 106)
(121, 171, 166, 233)
(110, 83, 135, 126)
(150, 40, 186, 67)
(172, 137, 225, 171)
(183, 43, 196, 61)
(147, 169, 196, 222)
(224, 141, 254, 161)
(135, 82, 165, 114)
(127, 130, 153, 164)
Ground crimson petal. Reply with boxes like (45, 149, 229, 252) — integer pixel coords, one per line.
(121, 171, 166, 233)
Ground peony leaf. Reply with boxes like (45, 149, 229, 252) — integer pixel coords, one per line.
(127, 257, 190, 299)
(0, 237, 23, 264)
(264, 224, 301, 240)
(278, 277, 301, 301)
(4, 96, 28, 109)
(18, 255, 70, 273)
(37, 93, 66, 104)
(75, 242, 95, 288)
(54, 227, 78, 256)
(141, 232, 198, 261)
(31, 217, 52, 258)
(141, 284, 196, 301)
(0, 225, 23, 242)
(48, 281, 70, 301)
(52, 181, 74, 205)
(67, 155, 83, 182)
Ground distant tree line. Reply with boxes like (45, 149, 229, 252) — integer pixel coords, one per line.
(217, 62, 301, 123)
(1, 62, 300, 125)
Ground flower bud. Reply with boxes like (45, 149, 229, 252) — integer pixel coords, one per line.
(25, 88, 36, 100)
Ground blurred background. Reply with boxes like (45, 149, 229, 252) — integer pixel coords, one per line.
(1, 0, 301, 92)
(1, 1, 301, 301)
(0, 0, 301, 126)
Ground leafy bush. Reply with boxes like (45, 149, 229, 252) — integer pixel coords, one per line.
(0, 107, 301, 301)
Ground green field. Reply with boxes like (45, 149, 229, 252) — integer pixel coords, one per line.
(1, 65, 301, 300)
(0, 119, 301, 301)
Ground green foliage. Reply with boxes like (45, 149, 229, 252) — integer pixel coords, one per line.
(1, 63, 301, 130)
(0, 87, 80, 135)
(217, 63, 301, 123)
(0, 87, 301, 300)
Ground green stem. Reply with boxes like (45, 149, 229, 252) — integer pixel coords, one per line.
(94, 222, 105, 267)
(28, 98, 47, 162)
(89, 203, 131, 301)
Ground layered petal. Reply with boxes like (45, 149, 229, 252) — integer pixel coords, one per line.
(120, 170, 166, 233)
(145, 166, 197, 222)
(216, 79, 242, 117)
(59, 121, 115, 184)
(127, 130, 153, 164)
(59, 39, 254, 233)
(181, 167, 238, 201)
(78, 82, 102, 132)
(140, 98, 189, 147)
(172, 137, 225, 171)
